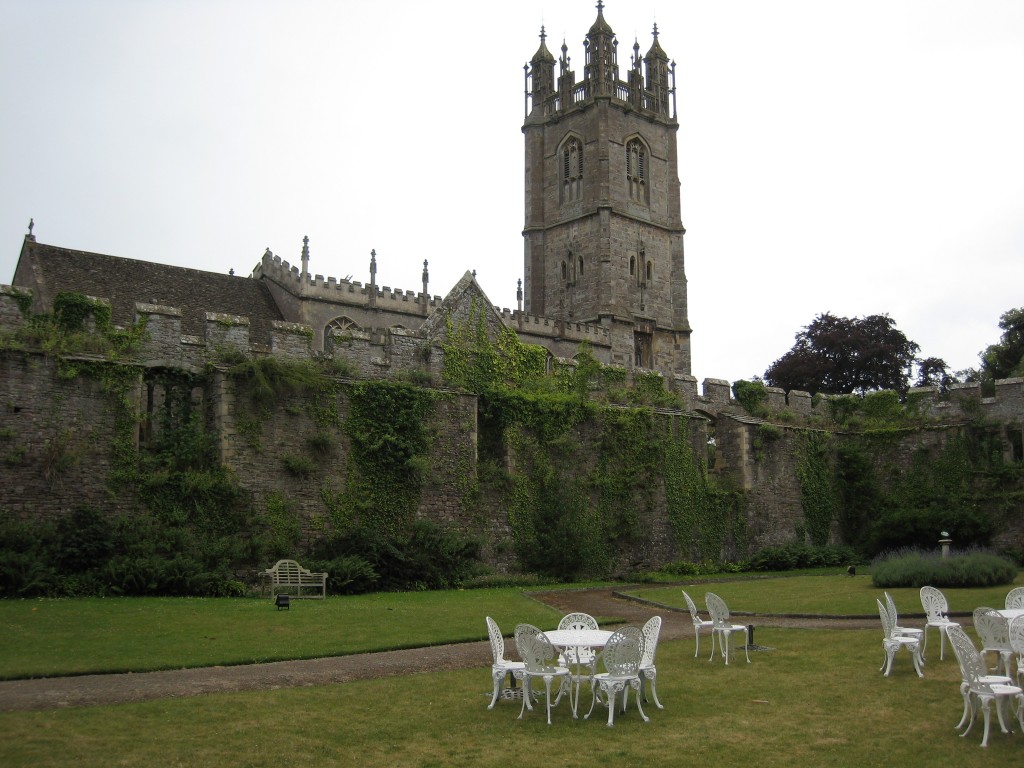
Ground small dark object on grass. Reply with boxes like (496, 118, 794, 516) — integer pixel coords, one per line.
(847, 565, 856, 576)
(275, 594, 290, 610)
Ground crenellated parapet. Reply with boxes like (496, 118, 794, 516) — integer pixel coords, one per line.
(253, 250, 443, 313)
(2, 283, 1023, 424)
(908, 379, 1024, 423)
(497, 306, 613, 343)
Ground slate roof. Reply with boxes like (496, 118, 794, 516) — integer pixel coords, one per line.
(13, 240, 284, 344)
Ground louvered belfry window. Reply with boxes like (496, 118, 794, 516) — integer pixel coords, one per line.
(626, 139, 647, 203)
(562, 138, 583, 203)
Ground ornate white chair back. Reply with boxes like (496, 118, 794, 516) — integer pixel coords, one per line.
(920, 586, 950, 622)
(705, 592, 731, 629)
(558, 612, 599, 631)
(640, 616, 661, 667)
(514, 624, 558, 673)
(1005, 587, 1024, 610)
(602, 626, 644, 677)
(486, 616, 506, 664)
(973, 607, 1010, 651)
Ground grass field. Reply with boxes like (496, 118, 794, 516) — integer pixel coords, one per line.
(0, 588, 569, 678)
(622, 572, 1024, 618)
(1, 573, 1022, 766)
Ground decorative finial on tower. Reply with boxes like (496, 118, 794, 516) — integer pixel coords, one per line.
(597, 0, 604, 15)
(472, 269, 477, 278)
(652, 22, 659, 40)
(27, 218, 34, 235)
(369, 248, 377, 279)
(539, 25, 546, 44)
(300, 235, 310, 280)
(422, 259, 429, 285)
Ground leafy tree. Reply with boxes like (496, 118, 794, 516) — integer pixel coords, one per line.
(764, 313, 919, 395)
(914, 356, 955, 391)
(980, 307, 1024, 382)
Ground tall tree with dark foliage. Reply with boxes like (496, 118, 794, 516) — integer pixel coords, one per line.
(764, 313, 919, 395)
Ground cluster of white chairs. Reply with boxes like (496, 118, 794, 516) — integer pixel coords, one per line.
(681, 590, 751, 664)
(878, 585, 1024, 747)
(484, 613, 662, 726)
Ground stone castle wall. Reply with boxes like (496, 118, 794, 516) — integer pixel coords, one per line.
(2, 284, 1022, 565)
(0, 352, 142, 523)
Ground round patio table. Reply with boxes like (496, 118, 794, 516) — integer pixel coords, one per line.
(544, 629, 614, 716)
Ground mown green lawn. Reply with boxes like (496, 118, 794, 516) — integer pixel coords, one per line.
(0, 588, 568, 678)
(1, 627, 1019, 767)
(621, 572, 1024, 618)
(2, 571, 1022, 767)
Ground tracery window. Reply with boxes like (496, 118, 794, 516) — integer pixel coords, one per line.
(325, 316, 361, 354)
(327, 316, 360, 336)
(626, 138, 647, 204)
(561, 137, 583, 203)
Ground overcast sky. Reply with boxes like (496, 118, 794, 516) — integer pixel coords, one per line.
(2, 0, 1022, 385)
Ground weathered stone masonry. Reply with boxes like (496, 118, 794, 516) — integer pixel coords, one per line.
(2, 284, 1022, 568)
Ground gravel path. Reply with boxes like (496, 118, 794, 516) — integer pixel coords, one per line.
(0, 587, 878, 713)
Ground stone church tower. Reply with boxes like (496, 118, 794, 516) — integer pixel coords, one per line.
(522, 2, 691, 374)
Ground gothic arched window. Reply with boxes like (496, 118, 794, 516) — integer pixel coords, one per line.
(561, 136, 583, 203)
(325, 316, 360, 354)
(626, 138, 648, 204)
(327, 316, 360, 336)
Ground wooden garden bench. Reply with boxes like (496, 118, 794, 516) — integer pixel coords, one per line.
(263, 559, 327, 599)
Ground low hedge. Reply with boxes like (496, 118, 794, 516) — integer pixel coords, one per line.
(871, 547, 1018, 589)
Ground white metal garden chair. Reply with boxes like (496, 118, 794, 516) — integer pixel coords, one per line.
(919, 586, 959, 661)
(638, 615, 664, 709)
(584, 625, 651, 727)
(485, 616, 525, 709)
(884, 591, 924, 646)
(947, 623, 1024, 747)
(973, 607, 1014, 677)
(513, 623, 573, 725)
(555, 612, 600, 701)
(1009, 615, 1024, 688)
(877, 598, 923, 677)
(1005, 586, 1024, 610)
(556, 612, 600, 666)
(705, 592, 750, 665)
(945, 624, 1013, 732)
(682, 590, 714, 658)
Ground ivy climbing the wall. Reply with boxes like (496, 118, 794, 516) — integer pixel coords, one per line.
(794, 431, 840, 546)
(341, 380, 438, 536)
(441, 300, 548, 392)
